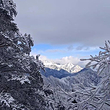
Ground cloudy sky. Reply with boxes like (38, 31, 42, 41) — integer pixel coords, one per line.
(15, 0, 110, 67)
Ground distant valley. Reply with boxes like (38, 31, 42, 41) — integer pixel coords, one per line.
(40, 60, 101, 92)
(41, 59, 83, 79)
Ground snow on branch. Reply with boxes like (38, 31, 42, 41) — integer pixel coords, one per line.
(79, 40, 110, 110)
(81, 40, 110, 75)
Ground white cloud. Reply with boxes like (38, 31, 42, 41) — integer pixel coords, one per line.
(39, 55, 50, 61)
(55, 56, 89, 67)
(55, 56, 80, 64)
(38, 55, 88, 68)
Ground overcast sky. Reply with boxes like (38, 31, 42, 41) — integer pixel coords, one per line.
(15, 0, 110, 66)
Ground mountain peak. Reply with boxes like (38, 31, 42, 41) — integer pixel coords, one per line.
(41, 60, 82, 73)
(64, 63, 74, 67)
(72, 65, 83, 73)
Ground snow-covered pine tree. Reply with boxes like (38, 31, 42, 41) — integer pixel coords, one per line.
(79, 41, 110, 110)
(0, 0, 46, 110)
(0, 0, 35, 74)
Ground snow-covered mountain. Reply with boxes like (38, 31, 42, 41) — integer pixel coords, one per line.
(42, 68, 102, 110)
(42, 60, 82, 73)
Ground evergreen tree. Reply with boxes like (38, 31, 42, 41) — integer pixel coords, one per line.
(0, 0, 46, 110)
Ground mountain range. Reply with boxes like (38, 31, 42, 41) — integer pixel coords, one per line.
(40, 60, 101, 92)
(42, 60, 83, 73)
(42, 68, 101, 91)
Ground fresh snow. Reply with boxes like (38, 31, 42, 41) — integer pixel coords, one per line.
(0, 92, 28, 109)
(42, 60, 82, 73)
(0, 93, 15, 107)
(8, 74, 30, 84)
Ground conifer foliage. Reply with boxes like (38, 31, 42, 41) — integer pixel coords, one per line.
(0, 0, 36, 74)
(0, 0, 46, 110)
(80, 41, 110, 110)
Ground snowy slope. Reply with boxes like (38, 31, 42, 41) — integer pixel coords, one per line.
(42, 68, 101, 91)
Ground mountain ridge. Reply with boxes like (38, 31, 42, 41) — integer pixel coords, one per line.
(42, 60, 83, 73)
(42, 68, 101, 92)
